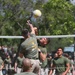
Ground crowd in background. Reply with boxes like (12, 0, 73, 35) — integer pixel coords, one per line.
(0, 44, 74, 75)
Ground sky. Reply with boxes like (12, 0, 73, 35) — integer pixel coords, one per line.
(64, 47, 74, 52)
(70, 0, 75, 5)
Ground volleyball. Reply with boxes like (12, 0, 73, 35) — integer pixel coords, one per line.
(33, 9, 42, 18)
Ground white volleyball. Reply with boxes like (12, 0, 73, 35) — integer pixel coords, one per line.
(33, 9, 42, 18)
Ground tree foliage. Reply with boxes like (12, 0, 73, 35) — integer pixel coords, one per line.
(0, 0, 39, 35)
(0, 0, 75, 51)
(0, 0, 43, 46)
(42, 0, 75, 35)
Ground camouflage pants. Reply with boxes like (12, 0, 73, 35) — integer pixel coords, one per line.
(30, 59, 41, 75)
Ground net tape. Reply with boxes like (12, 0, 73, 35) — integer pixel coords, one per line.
(0, 35, 75, 39)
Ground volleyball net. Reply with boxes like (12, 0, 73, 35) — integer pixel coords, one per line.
(0, 35, 75, 38)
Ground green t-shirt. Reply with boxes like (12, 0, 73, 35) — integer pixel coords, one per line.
(4, 58, 11, 64)
(39, 46, 47, 68)
(16, 56, 25, 68)
(53, 56, 69, 73)
(14, 72, 37, 75)
(69, 59, 74, 70)
(0, 57, 3, 68)
(20, 34, 38, 59)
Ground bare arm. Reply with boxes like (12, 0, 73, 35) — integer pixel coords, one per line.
(14, 62, 17, 68)
(39, 52, 47, 61)
(48, 63, 55, 75)
(14, 62, 17, 72)
(49, 69, 53, 75)
(62, 63, 70, 75)
(38, 48, 47, 61)
(34, 27, 38, 35)
(27, 20, 35, 34)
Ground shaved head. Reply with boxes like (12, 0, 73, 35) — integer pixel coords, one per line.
(22, 58, 32, 71)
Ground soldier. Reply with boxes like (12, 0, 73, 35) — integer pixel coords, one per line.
(4, 55, 11, 75)
(38, 38, 50, 75)
(49, 47, 70, 75)
(19, 20, 40, 74)
(0, 57, 4, 75)
(14, 58, 37, 75)
(14, 52, 25, 73)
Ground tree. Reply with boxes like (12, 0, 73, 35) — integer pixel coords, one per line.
(0, 0, 38, 35)
(42, 0, 75, 35)
(41, 0, 75, 51)
(0, 0, 44, 45)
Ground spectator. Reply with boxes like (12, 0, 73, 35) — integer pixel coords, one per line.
(54, 53, 58, 58)
(4, 55, 11, 75)
(51, 53, 58, 75)
(14, 52, 25, 73)
(14, 58, 37, 75)
(49, 47, 70, 75)
(64, 53, 74, 75)
(0, 57, 4, 75)
(70, 56, 74, 75)
(0, 46, 6, 60)
(47, 55, 52, 69)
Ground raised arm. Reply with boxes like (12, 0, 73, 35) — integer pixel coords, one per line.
(27, 20, 35, 34)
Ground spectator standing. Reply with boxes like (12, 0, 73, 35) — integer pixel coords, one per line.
(4, 55, 11, 75)
(49, 47, 70, 75)
(14, 52, 25, 73)
(64, 53, 74, 75)
(0, 57, 4, 75)
(70, 57, 74, 75)
(14, 58, 37, 75)
(47, 55, 53, 69)
(51, 53, 58, 75)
